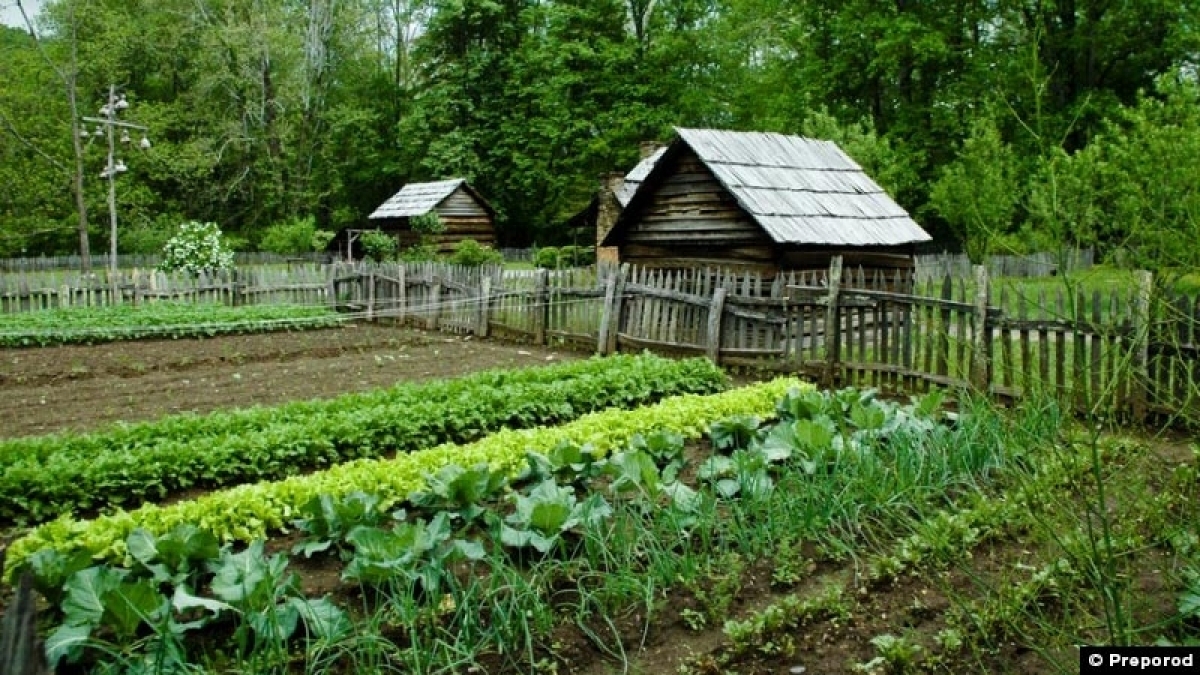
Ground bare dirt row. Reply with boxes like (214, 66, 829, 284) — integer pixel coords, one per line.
(0, 324, 578, 439)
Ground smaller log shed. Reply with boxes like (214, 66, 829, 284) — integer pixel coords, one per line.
(365, 178, 497, 256)
(599, 129, 932, 280)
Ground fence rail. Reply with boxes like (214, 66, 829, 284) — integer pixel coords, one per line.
(1, 257, 1194, 421)
(914, 248, 1094, 281)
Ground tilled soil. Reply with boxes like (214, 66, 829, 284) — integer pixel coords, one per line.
(0, 324, 580, 439)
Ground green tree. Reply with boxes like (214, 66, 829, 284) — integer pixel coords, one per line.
(929, 117, 1020, 262)
(1029, 73, 1200, 270)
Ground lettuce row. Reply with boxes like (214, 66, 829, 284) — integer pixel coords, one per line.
(0, 302, 343, 347)
(0, 354, 727, 526)
(3, 378, 807, 581)
(0, 352, 716, 467)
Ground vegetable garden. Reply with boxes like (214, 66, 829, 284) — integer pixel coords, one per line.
(0, 321, 1197, 674)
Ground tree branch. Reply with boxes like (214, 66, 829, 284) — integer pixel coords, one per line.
(0, 110, 70, 174)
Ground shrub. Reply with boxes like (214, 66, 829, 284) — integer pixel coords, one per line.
(410, 212, 445, 235)
(158, 221, 235, 275)
(360, 230, 398, 262)
(450, 239, 504, 267)
(534, 246, 560, 269)
(400, 242, 441, 262)
(121, 214, 178, 255)
(259, 216, 317, 255)
(310, 229, 335, 252)
(559, 245, 596, 267)
(535, 245, 595, 269)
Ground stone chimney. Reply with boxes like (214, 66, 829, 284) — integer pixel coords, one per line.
(639, 140, 664, 160)
(596, 171, 625, 265)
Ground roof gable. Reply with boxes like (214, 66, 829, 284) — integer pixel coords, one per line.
(615, 146, 667, 207)
(605, 128, 931, 248)
(369, 178, 494, 220)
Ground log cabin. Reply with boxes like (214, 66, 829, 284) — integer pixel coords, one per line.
(599, 129, 931, 280)
(361, 178, 496, 256)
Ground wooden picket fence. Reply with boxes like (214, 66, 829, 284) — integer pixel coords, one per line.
(0, 264, 335, 313)
(2, 258, 1196, 420)
(323, 259, 1197, 420)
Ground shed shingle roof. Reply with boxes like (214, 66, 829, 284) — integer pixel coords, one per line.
(615, 147, 666, 207)
(369, 178, 467, 220)
(610, 128, 931, 247)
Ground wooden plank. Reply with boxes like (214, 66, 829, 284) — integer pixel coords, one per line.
(616, 332, 707, 355)
(953, 279, 966, 383)
(971, 265, 990, 391)
(427, 278, 442, 331)
(1130, 271, 1153, 419)
(938, 275, 952, 378)
(1019, 292, 1031, 392)
(366, 271, 376, 321)
(999, 287, 1012, 394)
(1074, 289, 1087, 412)
(824, 256, 843, 388)
(533, 268, 549, 345)
(1037, 289, 1050, 392)
(706, 288, 727, 362)
(1055, 290, 1066, 402)
(477, 276, 492, 338)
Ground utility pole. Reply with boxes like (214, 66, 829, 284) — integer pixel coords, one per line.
(81, 85, 150, 279)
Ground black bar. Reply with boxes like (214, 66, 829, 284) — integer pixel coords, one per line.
(1081, 646, 1198, 674)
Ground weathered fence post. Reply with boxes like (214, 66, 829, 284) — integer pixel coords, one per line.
(823, 256, 843, 388)
(396, 264, 407, 323)
(706, 287, 727, 363)
(533, 268, 550, 345)
(477, 275, 492, 337)
(1130, 270, 1154, 420)
(603, 264, 629, 354)
(366, 269, 376, 321)
(325, 268, 336, 310)
(970, 265, 991, 391)
(427, 274, 442, 330)
(597, 273, 619, 355)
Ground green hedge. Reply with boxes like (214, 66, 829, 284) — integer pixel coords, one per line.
(0, 302, 343, 347)
(0, 354, 726, 526)
(3, 378, 803, 579)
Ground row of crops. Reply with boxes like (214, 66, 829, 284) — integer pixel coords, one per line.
(4, 355, 1198, 674)
(0, 354, 726, 525)
(0, 302, 343, 347)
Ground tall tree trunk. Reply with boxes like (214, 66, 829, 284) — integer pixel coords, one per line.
(17, 0, 91, 272)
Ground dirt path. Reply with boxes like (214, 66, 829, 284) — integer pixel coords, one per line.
(0, 324, 580, 439)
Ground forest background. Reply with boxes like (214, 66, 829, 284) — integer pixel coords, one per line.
(1, 0, 1198, 270)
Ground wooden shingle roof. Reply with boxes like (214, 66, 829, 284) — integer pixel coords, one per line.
(369, 178, 493, 220)
(608, 128, 931, 247)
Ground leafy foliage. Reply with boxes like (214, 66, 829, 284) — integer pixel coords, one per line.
(3, 378, 801, 578)
(258, 216, 319, 255)
(342, 513, 485, 589)
(0, 353, 725, 526)
(290, 492, 390, 559)
(409, 212, 445, 236)
(448, 238, 503, 266)
(3, 0, 1199, 262)
(498, 479, 613, 554)
(157, 222, 235, 275)
(359, 230, 398, 262)
(0, 302, 341, 347)
(409, 462, 509, 526)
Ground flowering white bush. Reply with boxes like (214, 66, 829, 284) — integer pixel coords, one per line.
(158, 221, 235, 274)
